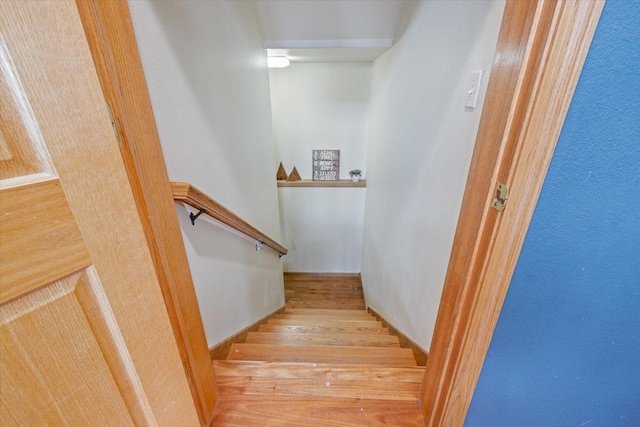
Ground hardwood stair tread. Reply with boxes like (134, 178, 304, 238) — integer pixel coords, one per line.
(213, 361, 423, 401)
(282, 308, 373, 317)
(284, 301, 366, 310)
(285, 293, 364, 300)
(226, 344, 417, 366)
(266, 318, 382, 328)
(214, 360, 424, 382)
(284, 273, 366, 310)
(274, 313, 375, 322)
(284, 274, 363, 284)
(285, 285, 363, 292)
(284, 273, 363, 280)
(258, 324, 390, 335)
(212, 273, 424, 424)
(285, 294, 364, 300)
(285, 289, 364, 297)
(212, 395, 423, 426)
(245, 331, 401, 347)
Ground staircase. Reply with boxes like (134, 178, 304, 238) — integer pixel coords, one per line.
(211, 274, 425, 426)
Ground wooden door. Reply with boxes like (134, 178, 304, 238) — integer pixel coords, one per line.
(420, 0, 605, 425)
(0, 1, 198, 425)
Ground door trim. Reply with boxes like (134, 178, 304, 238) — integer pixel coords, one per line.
(72, 0, 605, 425)
(75, 1, 218, 425)
(420, 0, 604, 425)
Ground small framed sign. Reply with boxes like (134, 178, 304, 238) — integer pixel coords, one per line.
(312, 150, 340, 181)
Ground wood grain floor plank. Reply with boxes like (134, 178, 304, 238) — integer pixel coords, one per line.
(285, 300, 366, 310)
(285, 286, 363, 294)
(284, 273, 366, 310)
(266, 318, 382, 329)
(284, 291, 363, 299)
(258, 324, 389, 335)
(284, 280, 360, 286)
(213, 361, 424, 382)
(226, 344, 417, 366)
(285, 291, 366, 300)
(282, 308, 373, 317)
(274, 314, 375, 322)
(211, 274, 424, 424)
(284, 273, 361, 282)
(284, 296, 364, 301)
(245, 332, 401, 347)
(215, 374, 422, 401)
(212, 396, 423, 427)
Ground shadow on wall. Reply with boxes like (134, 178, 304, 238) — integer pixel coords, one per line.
(361, 0, 505, 352)
(137, 0, 278, 225)
(177, 206, 278, 271)
(175, 205, 285, 346)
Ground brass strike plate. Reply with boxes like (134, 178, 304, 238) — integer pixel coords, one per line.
(105, 102, 121, 145)
(492, 183, 508, 212)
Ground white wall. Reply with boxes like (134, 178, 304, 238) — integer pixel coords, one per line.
(269, 63, 371, 180)
(361, 0, 505, 351)
(278, 188, 366, 272)
(269, 63, 371, 272)
(129, 0, 284, 347)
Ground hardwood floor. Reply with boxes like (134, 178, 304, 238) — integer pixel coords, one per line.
(211, 274, 426, 426)
(283, 273, 367, 310)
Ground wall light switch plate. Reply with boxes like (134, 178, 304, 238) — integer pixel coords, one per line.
(466, 70, 483, 109)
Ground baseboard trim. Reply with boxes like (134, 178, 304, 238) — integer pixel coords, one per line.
(367, 307, 428, 366)
(209, 306, 285, 360)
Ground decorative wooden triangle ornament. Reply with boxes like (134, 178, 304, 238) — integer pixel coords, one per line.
(276, 162, 288, 180)
(287, 167, 301, 181)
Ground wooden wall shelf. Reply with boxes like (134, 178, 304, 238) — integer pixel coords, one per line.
(277, 179, 366, 188)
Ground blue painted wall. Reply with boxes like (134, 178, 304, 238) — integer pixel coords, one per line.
(465, 1, 640, 426)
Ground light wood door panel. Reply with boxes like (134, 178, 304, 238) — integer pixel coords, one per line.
(0, 1, 197, 425)
(0, 179, 91, 303)
(0, 32, 54, 181)
(0, 271, 135, 426)
(0, 22, 151, 427)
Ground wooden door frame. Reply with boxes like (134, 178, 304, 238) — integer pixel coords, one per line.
(75, 1, 218, 426)
(73, 0, 604, 426)
(420, 0, 604, 425)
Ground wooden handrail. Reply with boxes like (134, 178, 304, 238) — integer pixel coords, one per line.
(171, 182, 288, 256)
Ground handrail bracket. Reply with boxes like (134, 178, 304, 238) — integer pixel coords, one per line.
(189, 209, 208, 225)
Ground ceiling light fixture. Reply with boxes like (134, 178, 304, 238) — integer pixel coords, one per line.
(267, 56, 290, 68)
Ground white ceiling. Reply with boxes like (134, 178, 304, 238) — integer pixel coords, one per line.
(256, 0, 406, 63)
